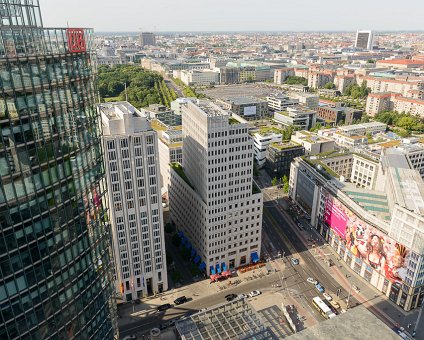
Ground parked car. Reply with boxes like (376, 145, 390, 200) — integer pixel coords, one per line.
(157, 303, 172, 312)
(225, 294, 238, 302)
(238, 294, 248, 299)
(323, 292, 333, 301)
(315, 283, 325, 293)
(291, 258, 299, 265)
(330, 300, 340, 309)
(307, 277, 318, 285)
(249, 290, 261, 297)
(174, 296, 188, 305)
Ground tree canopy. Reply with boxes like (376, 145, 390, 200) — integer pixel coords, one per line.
(343, 81, 371, 99)
(374, 111, 424, 134)
(324, 82, 335, 89)
(285, 76, 308, 86)
(98, 65, 177, 108)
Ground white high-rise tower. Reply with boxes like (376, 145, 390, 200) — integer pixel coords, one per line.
(169, 100, 263, 275)
(99, 102, 168, 301)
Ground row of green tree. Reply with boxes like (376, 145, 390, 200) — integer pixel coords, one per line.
(285, 76, 308, 86)
(271, 175, 289, 193)
(374, 111, 424, 136)
(343, 81, 371, 99)
(172, 77, 206, 99)
(98, 65, 177, 108)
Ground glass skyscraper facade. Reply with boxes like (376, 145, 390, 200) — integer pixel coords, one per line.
(0, 1, 117, 339)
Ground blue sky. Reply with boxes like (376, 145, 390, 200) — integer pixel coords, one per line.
(40, 0, 424, 32)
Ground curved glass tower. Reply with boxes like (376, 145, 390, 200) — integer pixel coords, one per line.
(0, 1, 117, 339)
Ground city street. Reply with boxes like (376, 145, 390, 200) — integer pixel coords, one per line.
(118, 171, 423, 339)
(256, 170, 423, 339)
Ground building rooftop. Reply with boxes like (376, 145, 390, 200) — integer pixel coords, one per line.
(270, 141, 303, 151)
(287, 305, 399, 340)
(225, 96, 267, 105)
(341, 183, 391, 221)
(98, 101, 143, 120)
(175, 299, 276, 340)
(382, 149, 424, 215)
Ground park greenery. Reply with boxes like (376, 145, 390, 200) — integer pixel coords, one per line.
(98, 65, 177, 108)
(285, 76, 308, 86)
(374, 111, 424, 137)
(343, 81, 371, 99)
(324, 82, 335, 89)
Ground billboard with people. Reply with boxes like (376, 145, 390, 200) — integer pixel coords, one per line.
(324, 193, 409, 284)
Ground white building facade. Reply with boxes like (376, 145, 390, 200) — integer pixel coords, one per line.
(169, 100, 263, 275)
(100, 102, 168, 301)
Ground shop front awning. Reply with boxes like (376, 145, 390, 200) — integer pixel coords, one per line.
(251, 252, 259, 263)
(210, 266, 216, 275)
(178, 230, 184, 238)
(221, 262, 227, 272)
(222, 270, 232, 277)
(194, 255, 201, 264)
(190, 248, 196, 257)
(199, 262, 206, 270)
(216, 264, 221, 274)
(184, 241, 192, 249)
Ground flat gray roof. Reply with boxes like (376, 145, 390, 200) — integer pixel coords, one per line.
(287, 305, 399, 340)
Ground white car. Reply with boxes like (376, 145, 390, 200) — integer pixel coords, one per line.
(249, 290, 261, 297)
(323, 292, 333, 301)
(307, 277, 318, 285)
(238, 294, 248, 299)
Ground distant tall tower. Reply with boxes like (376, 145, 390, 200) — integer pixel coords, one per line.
(141, 32, 156, 46)
(355, 30, 374, 50)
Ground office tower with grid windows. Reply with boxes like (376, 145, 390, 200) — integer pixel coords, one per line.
(169, 100, 263, 276)
(355, 30, 374, 50)
(0, 1, 117, 339)
(99, 102, 168, 302)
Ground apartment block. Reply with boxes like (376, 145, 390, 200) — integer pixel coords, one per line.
(267, 94, 299, 112)
(100, 102, 168, 301)
(273, 107, 317, 130)
(291, 130, 335, 155)
(289, 92, 319, 109)
(169, 100, 263, 275)
(217, 96, 268, 120)
(266, 142, 305, 177)
(252, 131, 283, 168)
(180, 69, 220, 86)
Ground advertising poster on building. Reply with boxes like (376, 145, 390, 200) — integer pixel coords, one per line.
(324, 193, 409, 284)
(243, 106, 257, 116)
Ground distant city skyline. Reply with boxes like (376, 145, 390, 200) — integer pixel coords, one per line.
(41, 0, 424, 32)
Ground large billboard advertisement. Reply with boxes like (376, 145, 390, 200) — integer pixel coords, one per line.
(324, 193, 409, 284)
(243, 106, 257, 116)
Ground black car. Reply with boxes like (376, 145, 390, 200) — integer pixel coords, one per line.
(157, 303, 172, 312)
(225, 294, 238, 301)
(174, 296, 188, 305)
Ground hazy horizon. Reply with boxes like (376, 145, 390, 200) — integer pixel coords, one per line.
(40, 0, 424, 32)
